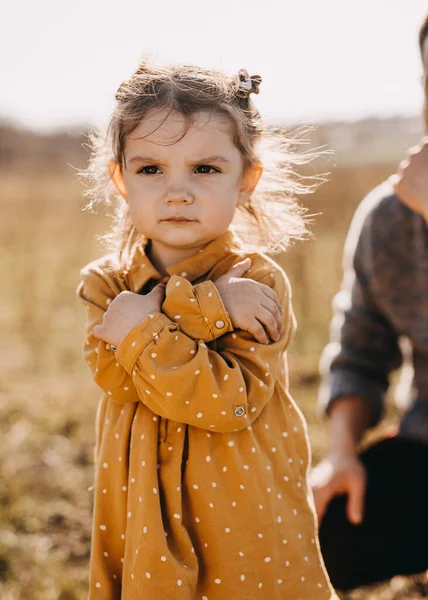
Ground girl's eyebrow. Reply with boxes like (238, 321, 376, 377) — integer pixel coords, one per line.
(194, 155, 230, 164)
(128, 155, 230, 165)
(128, 156, 160, 164)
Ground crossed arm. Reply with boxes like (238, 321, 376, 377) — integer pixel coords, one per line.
(77, 260, 295, 433)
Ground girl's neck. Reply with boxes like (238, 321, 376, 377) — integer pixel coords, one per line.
(147, 239, 207, 276)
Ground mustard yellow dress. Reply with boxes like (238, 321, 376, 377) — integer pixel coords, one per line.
(77, 230, 336, 599)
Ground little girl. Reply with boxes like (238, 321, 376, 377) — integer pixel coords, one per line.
(77, 61, 336, 599)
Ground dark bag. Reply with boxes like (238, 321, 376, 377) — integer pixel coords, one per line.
(319, 436, 428, 591)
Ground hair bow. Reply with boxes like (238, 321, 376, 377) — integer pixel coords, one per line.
(235, 69, 262, 98)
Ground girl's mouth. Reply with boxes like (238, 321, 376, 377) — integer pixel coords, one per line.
(163, 217, 195, 223)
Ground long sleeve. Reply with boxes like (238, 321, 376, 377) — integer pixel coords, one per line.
(318, 187, 403, 425)
(76, 259, 138, 403)
(162, 275, 233, 342)
(114, 267, 295, 433)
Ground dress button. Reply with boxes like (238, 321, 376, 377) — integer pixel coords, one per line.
(215, 320, 225, 329)
(234, 406, 245, 417)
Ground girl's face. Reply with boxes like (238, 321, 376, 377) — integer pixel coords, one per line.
(111, 109, 260, 265)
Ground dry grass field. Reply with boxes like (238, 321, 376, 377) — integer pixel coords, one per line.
(1, 121, 427, 599)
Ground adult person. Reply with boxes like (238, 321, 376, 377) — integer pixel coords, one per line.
(311, 15, 428, 591)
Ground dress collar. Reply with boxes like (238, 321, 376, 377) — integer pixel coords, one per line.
(127, 229, 244, 293)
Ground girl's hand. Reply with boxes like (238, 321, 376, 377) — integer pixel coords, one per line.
(390, 137, 428, 223)
(214, 258, 284, 344)
(93, 283, 166, 347)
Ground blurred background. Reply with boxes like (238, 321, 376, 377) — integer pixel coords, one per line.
(2, 0, 428, 598)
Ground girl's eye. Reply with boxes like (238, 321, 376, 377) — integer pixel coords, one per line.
(138, 166, 161, 175)
(194, 165, 219, 174)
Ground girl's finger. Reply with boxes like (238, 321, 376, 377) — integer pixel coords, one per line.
(227, 258, 252, 279)
(247, 319, 269, 345)
(256, 307, 281, 342)
(260, 297, 283, 333)
(260, 285, 284, 314)
(151, 282, 166, 294)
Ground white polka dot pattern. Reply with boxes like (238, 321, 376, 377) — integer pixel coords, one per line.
(79, 235, 336, 599)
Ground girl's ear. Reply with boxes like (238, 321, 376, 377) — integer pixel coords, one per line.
(238, 163, 263, 205)
(109, 160, 128, 200)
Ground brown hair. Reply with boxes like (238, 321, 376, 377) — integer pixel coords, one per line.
(81, 59, 326, 266)
(420, 15, 428, 55)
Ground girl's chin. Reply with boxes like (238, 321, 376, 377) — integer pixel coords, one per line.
(149, 230, 215, 250)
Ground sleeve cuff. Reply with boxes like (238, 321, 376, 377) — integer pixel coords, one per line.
(193, 280, 233, 341)
(115, 312, 174, 374)
(318, 368, 385, 426)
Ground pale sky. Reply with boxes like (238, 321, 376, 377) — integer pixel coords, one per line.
(2, 0, 427, 131)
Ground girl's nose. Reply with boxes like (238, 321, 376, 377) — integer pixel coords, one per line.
(164, 186, 194, 205)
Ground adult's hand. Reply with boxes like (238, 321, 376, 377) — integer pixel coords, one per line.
(310, 452, 367, 526)
(390, 137, 428, 222)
